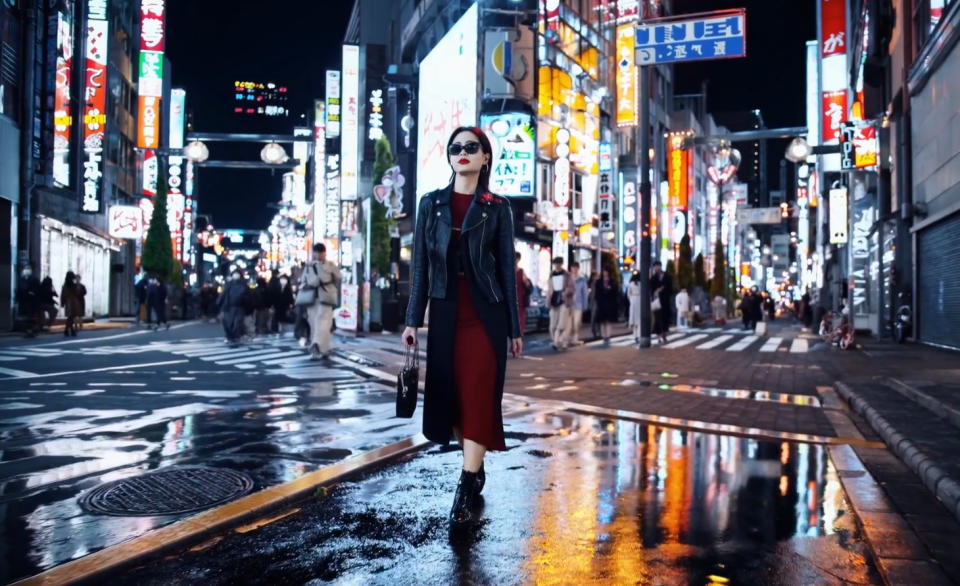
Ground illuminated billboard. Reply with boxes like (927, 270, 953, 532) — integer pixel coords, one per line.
(325, 71, 341, 138)
(616, 24, 637, 127)
(341, 45, 360, 201)
(137, 96, 161, 148)
(53, 10, 74, 187)
(480, 112, 535, 197)
(233, 81, 289, 116)
(82, 0, 109, 213)
(169, 88, 185, 148)
(417, 3, 478, 199)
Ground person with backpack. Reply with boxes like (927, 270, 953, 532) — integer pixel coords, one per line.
(299, 243, 342, 360)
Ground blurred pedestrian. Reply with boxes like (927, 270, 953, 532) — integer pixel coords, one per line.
(515, 252, 532, 334)
(650, 261, 672, 344)
(218, 270, 248, 344)
(675, 287, 690, 329)
(147, 276, 169, 330)
(255, 276, 271, 335)
(595, 268, 619, 343)
(627, 271, 643, 342)
(135, 272, 148, 325)
(16, 265, 41, 337)
(300, 242, 342, 360)
(74, 274, 87, 329)
(712, 294, 728, 325)
(60, 271, 82, 337)
(547, 257, 573, 350)
(274, 274, 294, 333)
(37, 276, 59, 330)
(568, 262, 588, 346)
(401, 126, 522, 532)
(588, 274, 601, 338)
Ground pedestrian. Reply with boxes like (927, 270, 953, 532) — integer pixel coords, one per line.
(255, 276, 271, 335)
(739, 289, 753, 330)
(588, 273, 601, 338)
(74, 274, 87, 329)
(515, 252, 532, 334)
(763, 292, 776, 321)
(300, 243, 342, 360)
(135, 272, 148, 325)
(147, 276, 169, 330)
(595, 268, 620, 343)
(267, 270, 284, 334)
(712, 293, 728, 325)
(60, 271, 82, 337)
(218, 270, 248, 344)
(16, 265, 41, 337)
(401, 126, 522, 532)
(627, 271, 643, 342)
(801, 289, 813, 328)
(546, 257, 574, 350)
(37, 276, 59, 330)
(568, 262, 588, 346)
(675, 287, 691, 329)
(650, 260, 673, 344)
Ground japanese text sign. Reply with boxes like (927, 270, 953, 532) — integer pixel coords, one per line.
(668, 137, 689, 210)
(82, 1, 108, 213)
(140, 0, 165, 52)
(636, 10, 746, 65)
(616, 24, 637, 126)
(480, 112, 536, 197)
(108, 205, 143, 239)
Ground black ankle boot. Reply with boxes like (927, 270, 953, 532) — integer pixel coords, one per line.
(475, 464, 485, 494)
(449, 469, 479, 528)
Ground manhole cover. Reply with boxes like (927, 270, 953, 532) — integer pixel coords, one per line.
(79, 466, 254, 516)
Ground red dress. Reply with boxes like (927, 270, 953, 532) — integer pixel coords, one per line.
(451, 192, 506, 450)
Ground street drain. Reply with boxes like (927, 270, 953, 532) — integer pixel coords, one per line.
(79, 466, 254, 516)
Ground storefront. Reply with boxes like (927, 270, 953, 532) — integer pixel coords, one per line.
(39, 216, 120, 317)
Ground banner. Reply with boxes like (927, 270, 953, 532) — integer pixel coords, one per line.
(616, 24, 637, 127)
(81, 1, 109, 213)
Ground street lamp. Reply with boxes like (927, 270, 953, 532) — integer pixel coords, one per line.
(260, 142, 289, 165)
(184, 140, 209, 163)
(785, 137, 811, 163)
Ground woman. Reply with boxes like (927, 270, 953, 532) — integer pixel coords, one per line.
(402, 126, 522, 531)
(60, 271, 81, 337)
(595, 269, 620, 343)
(218, 271, 248, 345)
(626, 271, 643, 342)
(37, 276, 59, 330)
(650, 261, 672, 344)
(74, 274, 87, 329)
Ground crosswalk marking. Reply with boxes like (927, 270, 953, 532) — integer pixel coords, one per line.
(789, 338, 809, 353)
(696, 334, 734, 349)
(726, 335, 760, 352)
(759, 337, 783, 352)
(0, 355, 27, 362)
(663, 334, 708, 348)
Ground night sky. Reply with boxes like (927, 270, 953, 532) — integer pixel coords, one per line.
(165, 0, 813, 230)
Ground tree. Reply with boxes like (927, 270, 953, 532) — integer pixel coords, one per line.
(694, 253, 707, 290)
(142, 167, 174, 279)
(370, 136, 396, 277)
(710, 238, 726, 299)
(169, 259, 184, 287)
(677, 233, 694, 290)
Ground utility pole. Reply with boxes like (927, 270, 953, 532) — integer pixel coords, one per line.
(638, 66, 652, 348)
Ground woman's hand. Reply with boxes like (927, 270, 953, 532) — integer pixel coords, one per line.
(510, 337, 523, 357)
(402, 326, 418, 347)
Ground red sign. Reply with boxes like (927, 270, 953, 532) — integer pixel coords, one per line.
(820, 0, 846, 58)
(82, 12, 109, 213)
(854, 123, 879, 169)
(139, 0, 165, 52)
(668, 137, 689, 210)
(821, 90, 847, 143)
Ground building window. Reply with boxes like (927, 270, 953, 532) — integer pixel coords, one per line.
(0, 6, 21, 121)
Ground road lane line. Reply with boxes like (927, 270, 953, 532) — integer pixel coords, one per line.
(726, 335, 760, 351)
(216, 350, 307, 365)
(0, 366, 38, 378)
(2, 359, 188, 380)
(696, 334, 734, 349)
(663, 334, 708, 348)
(760, 337, 783, 352)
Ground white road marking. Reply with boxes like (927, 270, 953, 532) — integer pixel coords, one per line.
(0, 359, 188, 380)
(215, 350, 307, 365)
(760, 337, 783, 352)
(663, 334, 708, 348)
(696, 334, 734, 349)
(0, 366, 38, 378)
(790, 338, 809, 353)
(726, 335, 760, 352)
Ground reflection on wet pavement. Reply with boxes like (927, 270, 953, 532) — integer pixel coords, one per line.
(0, 377, 423, 583)
(611, 381, 822, 407)
(116, 409, 881, 586)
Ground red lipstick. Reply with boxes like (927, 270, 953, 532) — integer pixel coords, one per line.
(458, 158, 470, 165)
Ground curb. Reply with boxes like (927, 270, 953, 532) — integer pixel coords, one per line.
(835, 381, 960, 525)
(12, 434, 432, 586)
(883, 376, 960, 430)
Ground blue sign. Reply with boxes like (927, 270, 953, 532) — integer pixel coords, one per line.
(635, 10, 746, 65)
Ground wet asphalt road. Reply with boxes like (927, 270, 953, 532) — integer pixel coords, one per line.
(0, 323, 421, 583)
(116, 407, 882, 585)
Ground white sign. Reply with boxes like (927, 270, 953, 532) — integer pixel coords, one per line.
(480, 112, 535, 197)
(553, 127, 570, 207)
(335, 283, 359, 331)
(169, 88, 185, 148)
(416, 3, 478, 199)
(368, 89, 384, 141)
(108, 205, 142, 239)
(325, 70, 341, 138)
(341, 45, 360, 201)
(736, 207, 783, 225)
(829, 187, 848, 244)
(313, 100, 326, 247)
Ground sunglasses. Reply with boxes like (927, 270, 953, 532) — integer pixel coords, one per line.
(448, 141, 482, 156)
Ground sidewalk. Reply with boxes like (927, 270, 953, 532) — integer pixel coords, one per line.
(1, 317, 134, 339)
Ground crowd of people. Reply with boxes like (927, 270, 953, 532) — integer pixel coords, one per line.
(16, 265, 87, 337)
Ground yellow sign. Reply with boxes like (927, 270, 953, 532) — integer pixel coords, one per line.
(616, 24, 637, 127)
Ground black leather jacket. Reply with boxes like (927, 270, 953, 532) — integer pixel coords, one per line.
(406, 185, 522, 339)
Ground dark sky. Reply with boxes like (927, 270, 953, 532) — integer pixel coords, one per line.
(165, 0, 813, 229)
(166, 0, 353, 230)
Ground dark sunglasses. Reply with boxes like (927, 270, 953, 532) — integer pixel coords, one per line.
(448, 141, 481, 156)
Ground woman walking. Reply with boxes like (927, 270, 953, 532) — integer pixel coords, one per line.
(60, 271, 82, 337)
(37, 276, 59, 330)
(650, 261, 673, 344)
(626, 271, 642, 342)
(595, 268, 620, 343)
(402, 126, 522, 532)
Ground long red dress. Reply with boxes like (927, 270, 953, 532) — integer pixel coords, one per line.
(450, 191, 506, 450)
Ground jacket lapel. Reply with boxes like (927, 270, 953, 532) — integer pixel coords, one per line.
(461, 185, 490, 233)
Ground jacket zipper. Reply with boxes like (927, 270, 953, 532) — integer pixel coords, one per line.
(477, 221, 500, 302)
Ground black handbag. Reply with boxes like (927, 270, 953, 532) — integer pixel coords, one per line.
(396, 343, 419, 418)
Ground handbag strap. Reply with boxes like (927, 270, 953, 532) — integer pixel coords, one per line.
(403, 342, 419, 370)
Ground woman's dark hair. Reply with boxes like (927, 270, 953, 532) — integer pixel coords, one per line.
(63, 271, 76, 287)
(446, 126, 493, 192)
(630, 271, 641, 283)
